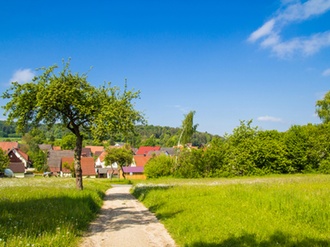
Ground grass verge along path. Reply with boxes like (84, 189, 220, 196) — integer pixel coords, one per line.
(0, 178, 110, 247)
(132, 175, 330, 247)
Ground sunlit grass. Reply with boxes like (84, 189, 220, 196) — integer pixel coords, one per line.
(132, 174, 330, 246)
(0, 177, 110, 247)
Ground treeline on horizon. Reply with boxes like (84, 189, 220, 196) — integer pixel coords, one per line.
(0, 120, 216, 147)
(145, 120, 330, 178)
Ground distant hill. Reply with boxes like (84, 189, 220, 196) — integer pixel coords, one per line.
(0, 120, 218, 147)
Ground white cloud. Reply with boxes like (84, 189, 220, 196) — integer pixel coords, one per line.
(248, 0, 330, 58)
(322, 68, 330, 76)
(248, 19, 276, 43)
(9, 69, 35, 84)
(257, 116, 283, 122)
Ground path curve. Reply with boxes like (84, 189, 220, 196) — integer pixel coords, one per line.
(79, 185, 177, 247)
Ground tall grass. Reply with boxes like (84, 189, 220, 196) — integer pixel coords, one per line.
(0, 178, 110, 247)
(132, 175, 330, 247)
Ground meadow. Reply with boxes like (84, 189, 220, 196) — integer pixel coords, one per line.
(132, 175, 330, 247)
(0, 178, 110, 247)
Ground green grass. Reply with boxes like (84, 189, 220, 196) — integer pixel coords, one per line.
(0, 178, 110, 247)
(132, 174, 330, 247)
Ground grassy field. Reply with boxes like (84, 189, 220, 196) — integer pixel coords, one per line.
(0, 178, 110, 247)
(132, 174, 330, 247)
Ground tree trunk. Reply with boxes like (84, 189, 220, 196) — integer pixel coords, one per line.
(74, 133, 83, 190)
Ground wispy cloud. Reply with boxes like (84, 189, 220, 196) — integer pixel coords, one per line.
(9, 69, 35, 84)
(248, 0, 330, 58)
(322, 68, 330, 76)
(257, 115, 283, 122)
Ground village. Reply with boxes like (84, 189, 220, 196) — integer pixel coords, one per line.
(0, 141, 178, 180)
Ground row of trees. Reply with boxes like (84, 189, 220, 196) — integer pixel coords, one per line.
(145, 120, 330, 178)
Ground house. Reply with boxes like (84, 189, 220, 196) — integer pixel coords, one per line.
(47, 150, 74, 175)
(133, 155, 152, 167)
(38, 144, 53, 152)
(7, 148, 30, 178)
(60, 157, 96, 178)
(136, 146, 161, 156)
(121, 166, 145, 180)
(81, 148, 92, 157)
(97, 167, 118, 178)
(85, 146, 104, 156)
(0, 142, 19, 152)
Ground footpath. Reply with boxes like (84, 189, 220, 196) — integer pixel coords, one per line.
(79, 185, 177, 247)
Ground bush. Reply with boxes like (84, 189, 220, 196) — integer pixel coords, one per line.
(144, 154, 174, 178)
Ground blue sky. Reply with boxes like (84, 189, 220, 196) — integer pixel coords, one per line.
(1, 0, 330, 136)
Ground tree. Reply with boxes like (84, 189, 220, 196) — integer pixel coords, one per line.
(104, 144, 133, 179)
(2, 60, 143, 189)
(0, 149, 10, 173)
(61, 133, 76, 150)
(316, 91, 330, 123)
(178, 111, 198, 146)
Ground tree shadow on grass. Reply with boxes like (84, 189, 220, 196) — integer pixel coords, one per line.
(187, 231, 330, 247)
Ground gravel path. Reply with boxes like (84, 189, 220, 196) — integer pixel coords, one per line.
(79, 185, 177, 247)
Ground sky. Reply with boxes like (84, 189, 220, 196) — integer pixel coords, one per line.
(0, 0, 330, 136)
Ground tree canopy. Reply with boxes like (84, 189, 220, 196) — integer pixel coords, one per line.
(2, 60, 143, 189)
(104, 144, 133, 179)
(316, 91, 330, 123)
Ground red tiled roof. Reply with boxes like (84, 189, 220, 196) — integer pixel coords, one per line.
(98, 151, 107, 162)
(16, 149, 28, 161)
(136, 146, 161, 155)
(61, 157, 74, 173)
(0, 142, 19, 152)
(60, 157, 95, 176)
(85, 146, 104, 155)
(53, 146, 61, 151)
(134, 155, 152, 167)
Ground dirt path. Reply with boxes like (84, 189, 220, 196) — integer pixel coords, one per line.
(79, 185, 177, 247)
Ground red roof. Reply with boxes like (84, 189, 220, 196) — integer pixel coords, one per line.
(134, 155, 152, 167)
(53, 146, 61, 151)
(0, 142, 19, 152)
(85, 146, 104, 155)
(61, 157, 74, 173)
(136, 146, 161, 155)
(61, 157, 95, 176)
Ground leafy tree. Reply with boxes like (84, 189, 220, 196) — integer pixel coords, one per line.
(20, 129, 47, 171)
(0, 149, 9, 173)
(178, 111, 198, 146)
(316, 91, 330, 123)
(2, 60, 143, 189)
(104, 144, 133, 179)
(61, 133, 76, 150)
(144, 154, 174, 178)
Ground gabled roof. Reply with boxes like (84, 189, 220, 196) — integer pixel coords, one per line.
(60, 157, 95, 176)
(16, 149, 29, 161)
(61, 157, 74, 173)
(53, 146, 61, 151)
(160, 147, 176, 155)
(82, 148, 92, 157)
(85, 146, 104, 155)
(136, 146, 161, 155)
(0, 142, 19, 152)
(48, 150, 74, 170)
(98, 151, 107, 162)
(134, 155, 152, 167)
(122, 166, 144, 173)
(39, 144, 52, 151)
